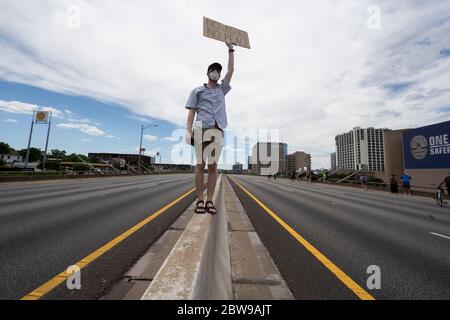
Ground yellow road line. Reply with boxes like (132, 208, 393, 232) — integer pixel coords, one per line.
(21, 187, 196, 300)
(229, 176, 375, 301)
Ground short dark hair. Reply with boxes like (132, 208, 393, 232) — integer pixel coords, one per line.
(207, 62, 222, 73)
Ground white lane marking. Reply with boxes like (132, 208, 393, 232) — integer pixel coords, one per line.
(430, 232, 450, 240)
(138, 183, 159, 190)
(276, 185, 295, 192)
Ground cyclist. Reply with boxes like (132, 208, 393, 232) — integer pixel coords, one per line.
(439, 172, 450, 197)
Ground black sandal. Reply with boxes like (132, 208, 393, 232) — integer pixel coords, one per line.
(195, 200, 206, 214)
(205, 201, 217, 215)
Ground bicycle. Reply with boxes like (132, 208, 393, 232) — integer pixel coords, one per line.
(432, 184, 447, 207)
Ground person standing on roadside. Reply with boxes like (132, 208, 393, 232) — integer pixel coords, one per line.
(360, 174, 369, 191)
(400, 172, 412, 195)
(390, 174, 399, 194)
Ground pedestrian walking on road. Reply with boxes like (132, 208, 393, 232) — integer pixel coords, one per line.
(308, 171, 314, 184)
(185, 41, 235, 215)
(390, 174, 399, 194)
(400, 172, 412, 195)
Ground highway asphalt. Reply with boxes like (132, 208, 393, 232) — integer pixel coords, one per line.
(228, 175, 450, 300)
(0, 174, 196, 300)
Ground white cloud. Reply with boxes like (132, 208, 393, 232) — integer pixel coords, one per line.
(3, 118, 19, 123)
(66, 118, 98, 125)
(106, 134, 115, 138)
(57, 122, 105, 136)
(0, 99, 64, 118)
(82, 138, 91, 142)
(65, 109, 74, 115)
(1, 1, 450, 168)
(164, 136, 180, 142)
(143, 134, 158, 142)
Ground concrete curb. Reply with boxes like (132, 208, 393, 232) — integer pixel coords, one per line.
(141, 174, 232, 300)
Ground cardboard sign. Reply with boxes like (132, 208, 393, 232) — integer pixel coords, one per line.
(203, 17, 251, 49)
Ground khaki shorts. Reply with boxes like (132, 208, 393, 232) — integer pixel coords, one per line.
(193, 126, 224, 165)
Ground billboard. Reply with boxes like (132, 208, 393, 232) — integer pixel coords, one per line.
(403, 121, 450, 169)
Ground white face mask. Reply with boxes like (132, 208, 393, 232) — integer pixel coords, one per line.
(209, 70, 220, 81)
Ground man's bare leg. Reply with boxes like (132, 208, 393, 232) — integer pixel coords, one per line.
(195, 163, 205, 200)
(206, 163, 217, 201)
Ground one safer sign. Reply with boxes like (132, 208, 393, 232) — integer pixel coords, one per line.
(403, 120, 450, 169)
(203, 17, 251, 49)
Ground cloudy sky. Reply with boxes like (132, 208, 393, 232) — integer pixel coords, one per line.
(0, 0, 449, 168)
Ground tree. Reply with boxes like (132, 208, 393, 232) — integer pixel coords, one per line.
(38, 160, 61, 171)
(0, 142, 13, 155)
(50, 149, 67, 159)
(0, 159, 6, 167)
(19, 148, 43, 163)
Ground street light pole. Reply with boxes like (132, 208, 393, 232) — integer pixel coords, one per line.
(138, 124, 158, 174)
(42, 112, 53, 170)
(138, 125, 144, 174)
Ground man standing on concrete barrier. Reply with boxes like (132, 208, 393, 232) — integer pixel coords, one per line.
(185, 41, 235, 215)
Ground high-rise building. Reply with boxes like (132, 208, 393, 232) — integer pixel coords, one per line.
(286, 151, 311, 173)
(330, 152, 336, 171)
(335, 127, 391, 171)
(247, 156, 252, 170)
(232, 162, 243, 173)
(251, 142, 288, 175)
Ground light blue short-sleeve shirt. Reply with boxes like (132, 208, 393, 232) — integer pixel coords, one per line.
(185, 79, 232, 129)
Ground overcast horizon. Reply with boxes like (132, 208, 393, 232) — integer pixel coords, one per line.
(1, 0, 450, 169)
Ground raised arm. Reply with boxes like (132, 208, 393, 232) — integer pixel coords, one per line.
(224, 42, 235, 83)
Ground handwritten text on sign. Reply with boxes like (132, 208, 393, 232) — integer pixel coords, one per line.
(203, 17, 251, 49)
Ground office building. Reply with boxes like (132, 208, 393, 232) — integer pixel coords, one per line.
(251, 142, 288, 175)
(232, 162, 243, 173)
(335, 127, 391, 172)
(330, 152, 336, 171)
(286, 151, 311, 173)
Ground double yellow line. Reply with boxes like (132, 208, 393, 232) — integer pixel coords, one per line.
(229, 176, 375, 300)
(21, 187, 195, 300)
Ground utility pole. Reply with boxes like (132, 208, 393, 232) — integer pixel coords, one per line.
(42, 112, 53, 170)
(138, 124, 158, 174)
(138, 125, 144, 174)
(24, 111, 36, 169)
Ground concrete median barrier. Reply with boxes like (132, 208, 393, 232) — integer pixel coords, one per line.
(141, 173, 232, 300)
